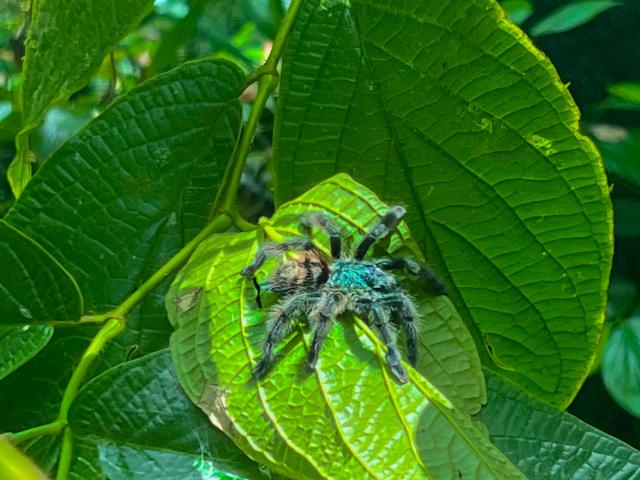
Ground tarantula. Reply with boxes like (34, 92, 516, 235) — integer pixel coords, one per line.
(241, 206, 447, 383)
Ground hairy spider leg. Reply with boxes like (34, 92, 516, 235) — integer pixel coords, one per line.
(354, 206, 407, 260)
(242, 238, 318, 307)
(375, 257, 447, 296)
(306, 293, 338, 369)
(384, 292, 420, 366)
(301, 212, 342, 259)
(358, 299, 409, 383)
(253, 293, 319, 378)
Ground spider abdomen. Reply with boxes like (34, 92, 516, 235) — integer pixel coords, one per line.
(327, 260, 396, 291)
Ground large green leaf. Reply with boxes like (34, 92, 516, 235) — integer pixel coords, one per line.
(168, 175, 522, 480)
(478, 369, 640, 479)
(0, 325, 52, 381)
(69, 350, 272, 480)
(6, 59, 242, 314)
(273, 0, 612, 408)
(0, 220, 82, 324)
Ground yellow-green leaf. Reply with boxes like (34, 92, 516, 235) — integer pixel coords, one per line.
(167, 175, 523, 479)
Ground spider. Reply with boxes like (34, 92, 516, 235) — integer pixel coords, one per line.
(241, 206, 447, 383)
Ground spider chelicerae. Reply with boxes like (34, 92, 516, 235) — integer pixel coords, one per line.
(241, 206, 447, 383)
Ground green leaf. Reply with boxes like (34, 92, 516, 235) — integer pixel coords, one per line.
(597, 130, 640, 193)
(0, 325, 53, 380)
(0, 220, 82, 324)
(168, 175, 523, 480)
(607, 82, 640, 105)
(69, 438, 104, 480)
(0, 328, 98, 433)
(613, 198, 640, 237)
(6, 59, 243, 314)
(500, 0, 533, 25)
(273, 0, 612, 408)
(0, 437, 46, 480)
(69, 349, 270, 480)
(21, 0, 153, 130)
(8, 0, 154, 198)
(530, 1, 621, 37)
(478, 369, 640, 478)
(602, 314, 640, 418)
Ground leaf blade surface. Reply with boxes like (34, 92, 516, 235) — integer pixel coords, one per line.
(273, 0, 612, 408)
(168, 175, 523, 480)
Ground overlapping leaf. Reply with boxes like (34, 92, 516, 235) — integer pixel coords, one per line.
(168, 175, 522, 479)
(7, 59, 242, 314)
(10, 0, 154, 196)
(478, 369, 640, 479)
(0, 325, 52, 381)
(602, 315, 640, 418)
(273, 0, 612, 408)
(0, 221, 82, 324)
(21, 0, 153, 130)
(69, 350, 271, 480)
(268, 174, 486, 415)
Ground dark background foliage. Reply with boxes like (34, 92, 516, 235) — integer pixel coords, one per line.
(1, 0, 640, 466)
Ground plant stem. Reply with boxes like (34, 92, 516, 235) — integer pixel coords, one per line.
(215, 0, 304, 219)
(218, 73, 279, 217)
(53, 318, 124, 480)
(112, 213, 232, 317)
(7, 421, 65, 445)
(55, 429, 73, 480)
(265, 0, 304, 72)
(57, 318, 125, 423)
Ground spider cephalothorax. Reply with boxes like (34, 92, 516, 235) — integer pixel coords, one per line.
(241, 206, 447, 383)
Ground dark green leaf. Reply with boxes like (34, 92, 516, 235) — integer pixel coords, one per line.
(607, 82, 640, 106)
(597, 130, 640, 193)
(478, 369, 640, 479)
(21, 0, 153, 129)
(0, 220, 82, 324)
(69, 350, 271, 480)
(8, 0, 154, 197)
(530, 1, 621, 37)
(613, 198, 640, 237)
(602, 314, 640, 418)
(0, 328, 97, 432)
(0, 325, 52, 380)
(273, 0, 612, 408)
(500, 0, 533, 24)
(6, 59, 243, 314)
(69, 438, 105, 480)
(168, 175, 523, 480)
